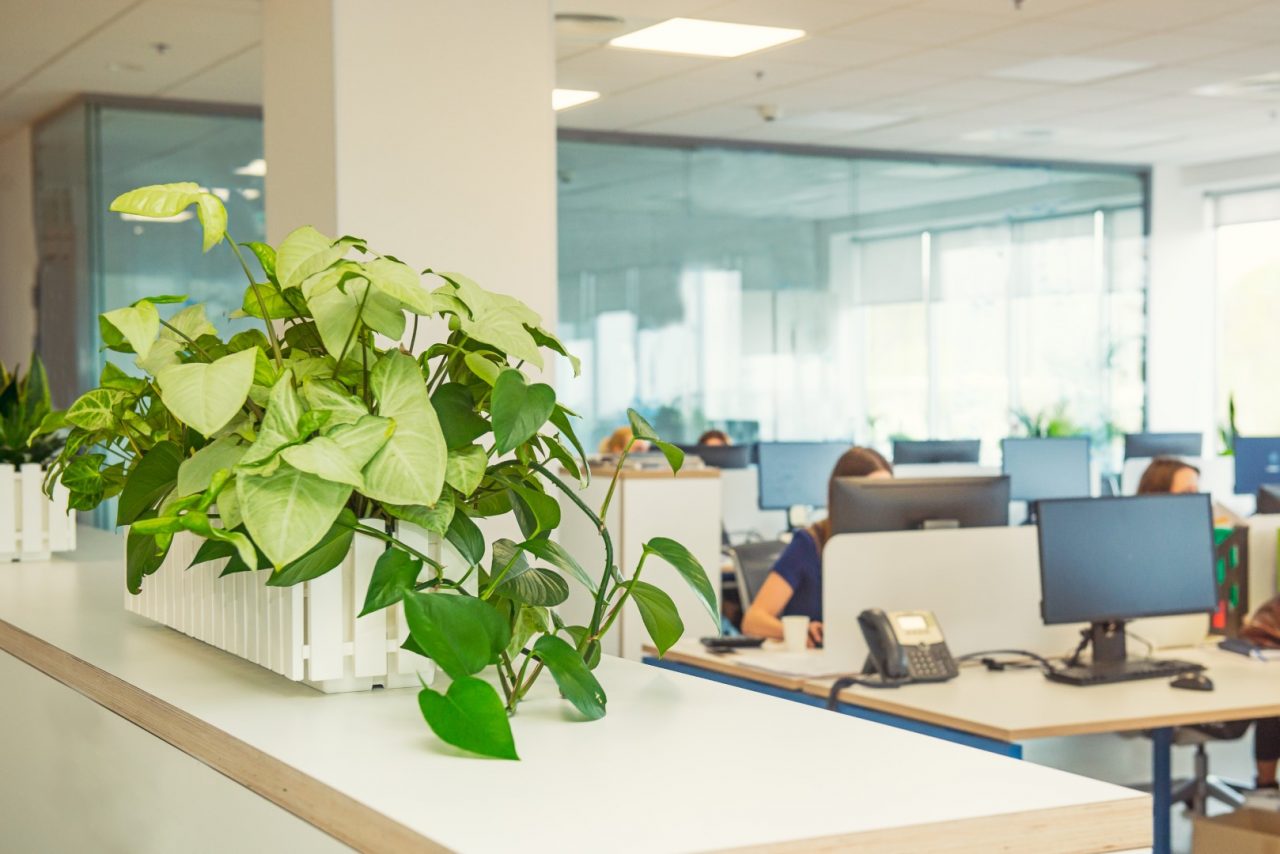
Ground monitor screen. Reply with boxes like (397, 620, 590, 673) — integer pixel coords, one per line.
(829, 476, 1010, 534)
(1002, 437, 1091, 502)
(1037, 494, 1216, 625)
(892, 439, 981, 464)
(1234, 437, 1280, 495)
(756, 442, 850, 509)
(676, 443, 753, 470)
(1123, 432, 1202, 460)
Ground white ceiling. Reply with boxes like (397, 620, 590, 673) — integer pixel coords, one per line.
(1, 0, 1278, 166)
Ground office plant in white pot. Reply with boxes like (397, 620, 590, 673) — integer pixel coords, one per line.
(1, 355, 74, 560)
(45, 182, 716, 759)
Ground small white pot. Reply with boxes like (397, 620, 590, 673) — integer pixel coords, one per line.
(1, 463, 76, 562)
(124, 519, 436, 693)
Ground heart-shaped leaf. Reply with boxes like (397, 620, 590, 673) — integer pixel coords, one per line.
(117, 440, 182, 526)
(265, 510, 357, 587)
(363, 256, 433, 314)
(359, 547, 422, 616)
(402, 591, 510, 679)
(445, 510, 484, 566)
(236, 462, 352, 568)
(276, 226, 349, 290)
(176, 437, 246, 496)
(497, 566, 569, 607)
(281, 437, 366, 489)
(417, 676, 518, 760)
(156, 348, 256, 437)
(520, 538, 595, 593)
(445, 444, 488, 497)
(238, 371, 303, 468)
(431, 383, 488, 450)
(301, 378, 369, 426)
(532, 634, 606, 720)
(363, 352, 447, 507)
(643, 537, 717, 629)
(102, 301, 160, 360)
(387, 489, 455, 536)
(64, 388, 126, 431)
(491, 369, 555, 454)
(627, 580, 684, 656)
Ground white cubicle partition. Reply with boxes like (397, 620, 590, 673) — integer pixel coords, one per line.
(718, 466, 787, 542)
(822, 527, 1210, 670)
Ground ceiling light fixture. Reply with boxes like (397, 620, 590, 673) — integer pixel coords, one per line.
(233, 158, 267, 177)
(609, 18, 804, 58)
(555, 13, 627, 38)
(553, 88, 600, 111)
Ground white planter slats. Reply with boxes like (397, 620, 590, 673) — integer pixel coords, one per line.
(125, 521, 436, 693)
(0, 463, 76, 562)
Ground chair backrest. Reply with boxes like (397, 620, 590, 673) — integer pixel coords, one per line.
(730, 539, 787, 611)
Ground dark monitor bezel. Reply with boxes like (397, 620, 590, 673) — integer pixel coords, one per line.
(829, 475, 1011, 534)
(675, 443, 754, 470)
(1000, 436, 1092, 502)
(1123, 432, 1203, 460)
(892, 439, 982, 465)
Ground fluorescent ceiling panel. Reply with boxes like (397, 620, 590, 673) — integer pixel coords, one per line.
(553, 88, 600, 111)
(609, 18, 805, 58)
(991, 55, 1152, 83)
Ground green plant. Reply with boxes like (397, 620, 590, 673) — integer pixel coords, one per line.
(0, 354, 63, 466)
(46, 182, 715, 759)
(1011, 401, 1082, 438)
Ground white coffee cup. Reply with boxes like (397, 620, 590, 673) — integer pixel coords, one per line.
(782, 615, 810, 653)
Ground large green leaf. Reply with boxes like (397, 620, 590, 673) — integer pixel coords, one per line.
(276, 226, 349, 290)
(431, 383, 488, 450)
(126, 519, 171, 596)
(116, 441, 182, 526)
(176, 437, 246, 496)
(497, 566, 568, 607)
(280, 436, 365, 489)
(521, 538, 595, 593)
(549, 407, 587, 469)
(491, 369, 555, 455)
(160, 304, 217, 342)
(402, 591, 510, 679)
(644, 537, 717, 629)
(102, 301, 160, 360)
(156, 348, 256, 437)
(65, 389, 126, 432)
(326, 415, 395, 468)
(528, 326, 581, 376)
(507, 481, 560, 540)
(506, 605, 551, 658)
(363, 257, 433, 314)
(195, 194, 227, 252)
(308, 276, 405, 360)
(386, 489, 455, 536)
(532, 634, 606, 720)
(417, 677, 518, 760)
(109, 183, 224, 252)
(363, 351, 447, 506)
(444, 444, 487, 497)
(628, 580, 684, 656)
(238, 371, 302, 468)
(359, 547, 422, 616)
(236, 462, 352, 568)
(301, 378, 368, 426)
(265, 509, 357, 587)
(441, 272, 544, 369)
(445, 510, 484, 565)
(627, 409, 684, 473)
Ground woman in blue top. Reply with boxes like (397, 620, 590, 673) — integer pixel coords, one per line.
(741, 447, 893, 647)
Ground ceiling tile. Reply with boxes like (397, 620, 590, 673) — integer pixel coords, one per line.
(160, 43, 261, 104)
(700, 0, 900, 31)
(556, 46, 713, 93)
(1086, 31, 1254, 65)
(756, 36, 919, 68)
(954, 20, 1134, 54)
(1053, 0, 1249, 30)
(828, 8, 1019, 47)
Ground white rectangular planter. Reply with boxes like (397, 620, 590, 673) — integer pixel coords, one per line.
(125, 522, 436, 693)
(0, 463, 76, 562)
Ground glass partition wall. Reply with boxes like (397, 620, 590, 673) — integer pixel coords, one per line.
(558, 134, 1148, 462)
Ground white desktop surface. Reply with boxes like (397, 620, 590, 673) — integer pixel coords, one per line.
(0, 528, 1149, 853)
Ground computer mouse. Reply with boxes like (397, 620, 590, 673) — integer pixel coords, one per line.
(1171, 673, 1214, 691)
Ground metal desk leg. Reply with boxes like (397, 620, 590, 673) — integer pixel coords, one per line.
(1152, 726, 1172, 854)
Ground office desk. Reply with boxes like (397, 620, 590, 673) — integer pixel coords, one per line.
(0, 532, 1150, 853)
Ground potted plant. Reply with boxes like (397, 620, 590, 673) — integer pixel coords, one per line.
(45, 182, 715, 759)
(1, 354, 74, 559)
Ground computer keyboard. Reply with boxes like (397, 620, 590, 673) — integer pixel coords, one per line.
(1046, 657, 1205, 686)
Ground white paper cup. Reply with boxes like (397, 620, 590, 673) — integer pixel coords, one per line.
(782, 615, 810, 652)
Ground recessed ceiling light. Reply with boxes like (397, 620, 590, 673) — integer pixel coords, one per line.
(233, 158, 267, 177)
(609, 18, 804, 58)
(991, 56, 1152, 84)
(553, 88, 600, 111)
(1193, 71, 1280, 99)
(555, 13, 627, 38)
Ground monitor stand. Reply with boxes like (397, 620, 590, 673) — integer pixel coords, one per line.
(1045, 620, 1204, 686)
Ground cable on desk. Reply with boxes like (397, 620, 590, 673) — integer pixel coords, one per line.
(825, 673, 907, 709)
(956, 649, 1060, 676)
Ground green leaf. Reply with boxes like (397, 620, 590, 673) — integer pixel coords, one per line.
(441, 272, 544, 369)
(506, 605, 551, 658)
(102, 301, 160, 360)
(444, 445, 487, 497)
(628, 580, 684, 656)
(498, 566, 569, 607)
(110, 182, 203, 218)
(188, 531, 270, 572)
(176, 437, 246, 496)
(99, 361, 146, 394)
(462, 351, 502, 386)
(402, 591, 509, 678)
(507, 481, 560, 540)
(627, 408, 659, 442)
(445, 510, 484, 566)
(301, 379, 369, 427)
(243, 241, 277, 280)
(489, 537, 530, 585)
(280, 437, 366, 489)
(431, 383, 488, 450)
(239, 371, 303, 468)
(363, 351, 447, 507)
(651, 440, 685, 474)
(363, 256, 433, 314)
(64, 388, 126, 431)
(643, 537, 717, 629)
(542, 435, 582, 482)
(521, 538, 595, 593)
(195, 194, 227, 252)
(61, 453, 109, 506)
(491, 370, 555, 455)
(532, 634, 606, 720)
(116, 440, 182, 526)
(387, 489, 455, 536)
(528, 326, 581, 376)
(265, 510, 357, 587)
(156, 348, 256, 437)
(563, 625, 602, 670)
(359, 548, 422, 616)
(276, 226, 348, 290)
(308, 274, 405, 359)
(126, 520, 171, 595)
(550, 407, 587, 468)
(325, 414, 394, 468)
(236, 463, 352, 568)
(417, 676, 518, 760)
(160, 304, 217, 342)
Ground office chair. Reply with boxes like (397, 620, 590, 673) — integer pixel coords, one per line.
(1169, 721, 1250, 815)
(728, 540, 787, 612)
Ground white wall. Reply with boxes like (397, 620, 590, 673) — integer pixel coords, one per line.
(0, 128, 36, 368)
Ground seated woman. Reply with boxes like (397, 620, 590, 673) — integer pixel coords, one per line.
(741, 447, 892, 646)
(697, 429, 731, 446)
(1137, 457, 1200, 494)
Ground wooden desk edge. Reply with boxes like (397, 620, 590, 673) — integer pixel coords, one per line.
(721, 796, 1151, 854)
(0, 618, 446, 854)
(643, 645, 808, 692)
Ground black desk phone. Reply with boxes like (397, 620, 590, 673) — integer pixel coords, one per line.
(858, 608, 958, 683)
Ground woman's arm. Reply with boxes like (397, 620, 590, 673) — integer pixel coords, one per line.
(741, 572, 795, 640)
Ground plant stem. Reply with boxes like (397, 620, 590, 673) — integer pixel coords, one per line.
(514, 662, 545, 703)
(596, 439, 634, 528)
(225, 233, 284, 369)
(348, 522, 445, 575)
(408, 314, 420, 353)
(480, 548, 523, 599)
(595, 551, 648, 641)
(158, 319, 214, 361)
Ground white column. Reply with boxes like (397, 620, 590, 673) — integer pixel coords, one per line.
(262, 0, 557, 333)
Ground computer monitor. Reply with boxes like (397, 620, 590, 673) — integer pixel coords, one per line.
(1123, 432, 1202, 460)
(1258, 485, 1280, 515)
(829, 476, 1011, 534)
(756, 442, 851, 510)
(1001, 437, 1091, 503)
(892, 439, 981, 465)
(676, 443, 753, 470)
(1037, 494, 1215, 665)
(1234, 436, 1280, 495)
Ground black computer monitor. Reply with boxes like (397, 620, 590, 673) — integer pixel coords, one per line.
(1001, 437, 1091, 502)
(756, 442, 851, 510)
(829, 476, 1010, 534)
(1258, 485, 1280, 514)
(676, 443, 753, 470)
(1037, 494, 1215, 665)
(1123, 432, 1202, 459)
(892, 439, 981, 464)
(1234, 436, 1280, 495)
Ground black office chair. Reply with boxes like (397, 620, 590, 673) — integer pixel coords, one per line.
(728, 540, 787, 612)
(1170, 721, 1250, 814)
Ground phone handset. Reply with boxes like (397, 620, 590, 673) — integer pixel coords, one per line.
(857, 608, 958, 684)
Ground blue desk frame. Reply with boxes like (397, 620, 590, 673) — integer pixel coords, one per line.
(644, 656, 1174, 854)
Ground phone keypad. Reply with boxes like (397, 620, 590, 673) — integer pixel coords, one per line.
(907, 644, 955, 681)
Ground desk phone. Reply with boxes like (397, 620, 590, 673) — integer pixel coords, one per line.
(859, 608, 959, 683)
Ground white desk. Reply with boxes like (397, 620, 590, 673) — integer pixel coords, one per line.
(0, 529, 1150, 853)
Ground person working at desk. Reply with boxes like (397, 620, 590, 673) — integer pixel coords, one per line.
(741, 447, 892, 646)
(697, 429, 731, 446)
